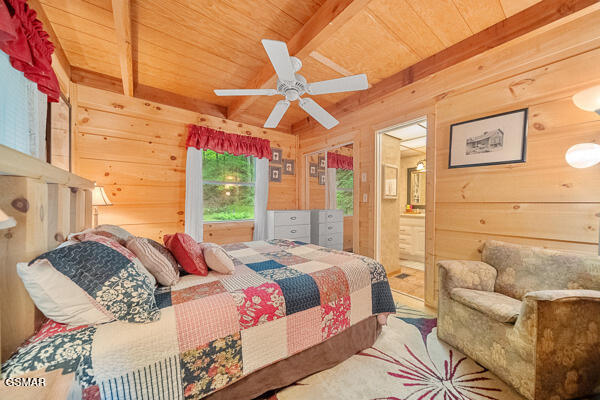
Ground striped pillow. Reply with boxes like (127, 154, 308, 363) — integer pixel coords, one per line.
(127, 237, 180, 286)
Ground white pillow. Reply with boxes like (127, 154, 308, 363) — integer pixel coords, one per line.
(199, 243, 235, 274)
(17, 261, 112, 326)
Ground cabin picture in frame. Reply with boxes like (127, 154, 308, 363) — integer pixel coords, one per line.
(449, 108, 528, 168)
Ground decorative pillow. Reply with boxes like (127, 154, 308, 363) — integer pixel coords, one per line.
(127, 237, 180, 286)
(146, 238, 179, 271)
(163, 233, 208, 276)
(77, 232, 156, 288)
(69, 224, 134, 246)
(199, 243, 235, 275)
(19, 241, 160, 325)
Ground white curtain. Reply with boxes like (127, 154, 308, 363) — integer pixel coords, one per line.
(326, 167, 337, 209)
(185, 148, 203, 241)
(253, 157, 269, 240)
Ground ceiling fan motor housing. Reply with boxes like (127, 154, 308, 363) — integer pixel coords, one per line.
(277, 73, 307, 101)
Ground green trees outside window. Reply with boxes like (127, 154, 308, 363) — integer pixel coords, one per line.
(336, 169, 353, 216)
(202, 150, 255, 221)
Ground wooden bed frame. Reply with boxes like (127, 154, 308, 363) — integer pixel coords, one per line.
(0, 144, 94, 365)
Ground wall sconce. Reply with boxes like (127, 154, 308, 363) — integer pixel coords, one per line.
(572, 84, 600, 115)
(92, 185, 113, 227)
(0, 207, 16, 230)
(416, 160, 426, 172)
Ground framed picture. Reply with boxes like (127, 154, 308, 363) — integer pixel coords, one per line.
(382, 164, 398, 199)
(309, 163, 318, 177)
(318, 171, 326, 185)
(318, 155, 326, 169)
(271, 148, 282, 164)
(269, 165, 282, 182)
(283, 159, 295, 175)
(449, 108, 528, 168)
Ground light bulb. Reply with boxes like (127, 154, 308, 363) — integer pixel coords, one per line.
(565, 143, 600, 168)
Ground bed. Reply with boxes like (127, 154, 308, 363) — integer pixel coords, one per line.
(2, 239, 395, 400)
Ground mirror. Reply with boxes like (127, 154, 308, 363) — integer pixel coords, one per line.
(305, 143, 354, 251)
(407, 167, 426, 209)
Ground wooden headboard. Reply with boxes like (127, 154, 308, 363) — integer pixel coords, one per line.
(0, 144, 94, 363)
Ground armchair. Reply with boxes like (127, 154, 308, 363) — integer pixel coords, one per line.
(437, 240, 600, 400)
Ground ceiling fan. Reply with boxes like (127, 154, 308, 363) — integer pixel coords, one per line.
(214, 39, 369, 130)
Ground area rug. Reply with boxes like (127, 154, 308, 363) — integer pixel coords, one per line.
(263, 302, 524, 400)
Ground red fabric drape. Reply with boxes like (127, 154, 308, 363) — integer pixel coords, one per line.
(187, 124, 272, 160)
(0, 0, 60, 102)
(327, 152, 353, 170)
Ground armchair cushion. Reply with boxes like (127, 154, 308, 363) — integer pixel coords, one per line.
(451, 288, 522, 323)
(437, 260, 497, 292)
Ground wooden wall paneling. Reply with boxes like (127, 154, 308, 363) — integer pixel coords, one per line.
(73, 85, 298, 242)
(424, 112, 437, 305)
(0, 177, 48, 362)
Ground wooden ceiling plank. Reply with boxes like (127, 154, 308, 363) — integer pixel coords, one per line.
(500, 0, 544, 16)
(309, 51, 353, 76)
(111, 0, 134, 96)
(363, 9, 420, 60)
(228, 0, 373, 121)
(404, 0, 473, 46)
(452, 0, 506, 33)
(41, 0, 115, 28)
(292, 0, 599, 132)
(71, 67, 227, 118)
(29, 0, 71, 79)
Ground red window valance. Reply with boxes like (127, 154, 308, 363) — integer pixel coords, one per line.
(327, 152, 353, 170)
(187, 124, 272, 160)
(0, 0, 60, 102)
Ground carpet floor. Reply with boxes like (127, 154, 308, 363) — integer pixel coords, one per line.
(263, 302, 524, 400)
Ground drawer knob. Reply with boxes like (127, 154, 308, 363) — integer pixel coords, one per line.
(290, 216, 296, 220)
(328, 214, 333, 218)
(291, 230, 296, 233)
(328, 226, 333, 230)
(328, 238, 332, 241)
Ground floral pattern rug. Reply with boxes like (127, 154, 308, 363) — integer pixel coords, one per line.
(262, 302, 525, 400)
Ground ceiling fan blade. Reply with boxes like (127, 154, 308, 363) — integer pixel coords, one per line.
(264, 100, 290, 128)
(214, 89, 277, 96)
(306, 74, 368, 95)
(299, 98, 339, 129)
(261, 39, 295, 82)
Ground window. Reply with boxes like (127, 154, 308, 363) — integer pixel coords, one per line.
(202, 149, 255, 221)
(0, 52, 47, 159)
(336, 169, 353, 216)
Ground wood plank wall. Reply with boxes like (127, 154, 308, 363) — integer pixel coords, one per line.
(295, 8, 600, 307)
(72, 85, 298, 243)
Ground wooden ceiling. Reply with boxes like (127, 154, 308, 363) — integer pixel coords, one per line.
(38, 0, 548, 131)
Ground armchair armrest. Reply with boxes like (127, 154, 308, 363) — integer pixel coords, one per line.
(437, 260, 497, 292)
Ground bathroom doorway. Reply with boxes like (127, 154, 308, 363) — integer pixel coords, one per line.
(375, 117, 427, 300)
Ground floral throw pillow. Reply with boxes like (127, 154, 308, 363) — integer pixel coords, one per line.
(25, 241, 160, 324)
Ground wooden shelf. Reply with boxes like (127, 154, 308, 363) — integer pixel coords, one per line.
(0, 144, 94, 189)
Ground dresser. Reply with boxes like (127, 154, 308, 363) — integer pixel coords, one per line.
(266, 210, 311, 243)
(398, 214, 425, 261)
(310, 209, 344, 250)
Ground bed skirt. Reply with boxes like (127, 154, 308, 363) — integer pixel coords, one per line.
(206, 315, 381, 400)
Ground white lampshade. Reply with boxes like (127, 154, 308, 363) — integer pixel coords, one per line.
(0, 207, 16, 230)
(572, 85, 600, 114)
(565, 143, 600, 169)
(92, 186, 113, 206)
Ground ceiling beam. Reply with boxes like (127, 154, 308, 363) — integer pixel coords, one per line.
(291, 0, 599, 132)
(28, 0, 71, 85)
(71, 67, 227, 118)
(111, 0, 134, 96)
(227, 0, 372, 121)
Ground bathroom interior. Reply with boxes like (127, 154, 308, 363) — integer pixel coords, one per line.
(379, 118, 427, 300)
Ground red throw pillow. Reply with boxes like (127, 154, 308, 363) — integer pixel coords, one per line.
(163, 233, 208, 276)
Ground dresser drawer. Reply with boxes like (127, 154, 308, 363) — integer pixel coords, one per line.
(274, 224, 310, 239)
(318, 232, 343, 247)
(317, 222, 343, 235)
(317, 210, 343, 224)
(273, 211, 310, 226)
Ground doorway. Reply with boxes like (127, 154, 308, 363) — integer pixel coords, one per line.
(375, 117, 427, 300)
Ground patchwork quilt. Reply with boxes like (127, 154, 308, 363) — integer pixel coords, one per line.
(2, 239, 395, 399)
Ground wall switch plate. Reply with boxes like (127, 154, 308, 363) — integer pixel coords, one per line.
(362, 193, 368, 202)
(361, 172, 367, 182)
